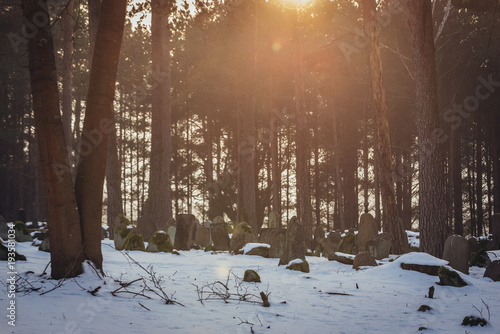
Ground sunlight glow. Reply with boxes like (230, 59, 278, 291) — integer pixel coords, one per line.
(283, 0, 313, 9)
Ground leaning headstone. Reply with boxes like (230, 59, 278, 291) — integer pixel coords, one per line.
(328, 252, 355, 265)
(195, 225, 210, 248)
(279, 216, 305, 266)
(366, 233, 391, 260)
(123, 228, 145, 251)
(442, 235, 469, 274)
(14, 221, 33, 242)
(357, 213, 377, 252)
(337, 230, 357, 255)
(230, 222, 255, 253)
(211, 217, 230, 251)
(483, 260, 500, 282)
(492, 213, 500, 249)
(175, 214, 196, 251)
(322, 231, 342, 259)
(146, 230, 173, 253)
(0, 215, 8, 240)
(353, 251, 378, 270)
(114, 214, 132, 251)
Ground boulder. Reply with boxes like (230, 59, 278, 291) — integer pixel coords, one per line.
(146, 230, 173, 253)
(357, 213, 377, 251)
(353, 251, 378, 269)
(123, 228, 145, 251)
(442, 235, 469, 274)
(279, 216, 305, 266)
(322, 231, 342, 259)
(211, 218, 230, 251)
(14, 221, 33, 242)
(366, 233, 391, 260)
(194, 225, 210, 248)
(114, 214, 132, 251)
(437, 266, 467, 287)
(0, 241, 26, 261)
(286, 258, 310, 273)
(328, 252, 355, 265)
(470, 249, 491, 268)
(230, 222, 255, 253)
(175, 214, 196, 250)
(337, 231, 357, 255)
(243, 269, 261, 283)
(483, 260, 500, 281)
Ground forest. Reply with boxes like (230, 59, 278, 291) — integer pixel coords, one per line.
(0, 0, 499, 278)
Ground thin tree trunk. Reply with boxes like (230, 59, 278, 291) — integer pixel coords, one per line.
(74, 0, 127, 270)
(363, 107, 369, 214)
(452, 125, 463, 235)
(271, 109, 281, 227)
(362, 0, 409, 254)
(476, 116, 484, 235)
(332, 105, 345, 231)
(62, 0, 74, 166)
(23, 0, 84, 278)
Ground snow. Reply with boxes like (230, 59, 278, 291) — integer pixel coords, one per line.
(406, 230, 420, 249)
(240, 243, 271, 254)
(394, 252, 449, 267)
(2, 238, 500, 334)
(287, 258, 305, 266)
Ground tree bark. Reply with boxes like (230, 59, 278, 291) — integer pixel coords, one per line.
(62, 0, 74, 166)
(75, 0, 127, 270)
(362, 0, 409, 254)
(407, 0, 447, 257)
(23, 0, 84, 278)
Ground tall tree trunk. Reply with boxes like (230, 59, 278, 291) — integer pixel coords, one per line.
(74, 0, 127, 270)
(332, 105, 345, 230)
(362, 0, 409, 254)
(476, 117, 484, 235)
(407, 0, 447, 257)
(141, 0, 174, 236)
(106, 118, 123, 240)
(292, 11, 313, 244)
(23, 0, 84, 278)
(62, 0, 74, 166)
(240, 0, 258, 232)
(271, 109, 281, 227)
(363, 107, 369, 214)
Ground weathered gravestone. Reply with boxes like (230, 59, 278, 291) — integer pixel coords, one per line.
(366, 233, 391, 260)
(195, 225, 210, 248)
(175, 214, 196, 250)
(279, 216, 305, 266)
(123, 228, 145, 251)
(442, 235, 469, 274)
(357, 213, 378, 252)
(468, 237, 480, 261)
(353, 251, 378, 269)
(313, 225, 325, 251)
(14, 221, 32, 242)
(322, 231, 342, 259)
(483, 260, 500, 282)
(337, 230, 357, 255)
(269, 211, 278, 229)
(211, 216, 230, 251)
(114, 214, 132, 251)
(258, 228, 285, 258)
(167, 226, 176, 247)
(230, 222, 255, 253)
(146, 230, 173, 253)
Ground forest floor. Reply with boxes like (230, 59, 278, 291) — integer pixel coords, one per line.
(1, 233, 500, 334)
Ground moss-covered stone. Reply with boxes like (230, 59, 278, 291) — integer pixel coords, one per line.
(243, 269, 261, 283)
(470, 248, 491, 268)
(286, 258, 310, 273)
(123, 229, 145, 251)
(114, 214, 132, 251)
(204, 245, 215, 252)
(337, 231, 357, 255)
(230, 222, 255, 253)
(146, 230, 173, 253)
(418, 305, 432, 312)
(246, 246, 270, 258)
(462, 315, 487, 327)
(437, 266, 467, 287)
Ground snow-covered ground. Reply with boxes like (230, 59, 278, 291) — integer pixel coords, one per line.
(1, 238, 500, 334)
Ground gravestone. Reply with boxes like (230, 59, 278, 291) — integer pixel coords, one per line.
(146, 230, 173, 253)
(114, 214, 132, 251)
(14, 221, 32, 242)
(262, 228, 286, 258)
(366, 233, 391, 260)
(483, 260, 500, 282)
(269, 211, 278, 229)
(195, 225, 210, 248)
(442, 235, 469, 274)
(337, 231, 357, 255)
(492, 213, 500, 249)
(313, 225, 325, 251)
(211, 216, 230, 251)
(167, 226, 176, 247)
(175, 214, 196, 251)
(17, 208, 26, 223)
(353, 251, 378, 269)
(279, 216, 305, 266)
(357, 213, 377, 252)
(230, 222, 255, 253)
(123, 228, 145, 251)
(468, 237, 480, 261)
(322, 231, 342, 259)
